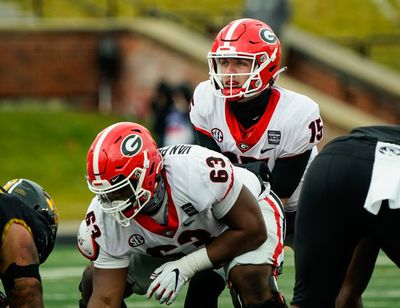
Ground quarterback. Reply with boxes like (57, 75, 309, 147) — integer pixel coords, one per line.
(187, 17, 322, 308)
(190, 17, 323, 234)
(77, 122, 285, 307)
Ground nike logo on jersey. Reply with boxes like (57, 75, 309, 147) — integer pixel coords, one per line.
(183, 220, 195, 227)
(261, 147, 274, 154)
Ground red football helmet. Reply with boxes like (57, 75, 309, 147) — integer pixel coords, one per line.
(208, 18, 283, 101)
(86, 122, 163, 226)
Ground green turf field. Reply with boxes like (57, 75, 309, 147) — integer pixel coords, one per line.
(22, 244, 399, 307)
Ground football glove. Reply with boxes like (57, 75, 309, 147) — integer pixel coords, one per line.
(147, 260, 188, 305)
(146, 248, 212, 305)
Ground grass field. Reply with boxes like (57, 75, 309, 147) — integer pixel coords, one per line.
(15, 244, 398, 308)
(0, 109, 143, 221)
(1, 110, 399, 307)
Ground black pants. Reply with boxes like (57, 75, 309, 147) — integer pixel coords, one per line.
(292, 137, 400, 307)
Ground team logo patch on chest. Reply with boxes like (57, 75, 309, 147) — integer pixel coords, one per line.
(267, 130, 281, 145)
(238, 143, 250, 151)
(182, 203, 198, 217)
(163, 230, 176, 237)
(211, 128, 223, 143)
(128, 234, 145, 247)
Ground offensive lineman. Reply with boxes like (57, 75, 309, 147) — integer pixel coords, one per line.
(77, 122, 285, 307)
(187, 18, 322, 308)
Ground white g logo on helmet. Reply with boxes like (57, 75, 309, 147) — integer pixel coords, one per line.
(259, 28, 277, 44)
(121, 134, 143, 157)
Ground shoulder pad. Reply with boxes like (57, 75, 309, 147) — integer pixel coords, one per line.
(77, 220, 99, 261)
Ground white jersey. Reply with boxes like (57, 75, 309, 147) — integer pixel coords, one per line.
(82, 144, 283, 269)
(190, 80, 323, 211)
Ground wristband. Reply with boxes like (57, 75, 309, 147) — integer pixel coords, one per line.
(178, 247, 213, 278)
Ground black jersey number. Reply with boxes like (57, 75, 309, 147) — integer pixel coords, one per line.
(206, 156, 229, 182)
(309, 118, 323, 143)
(85, 211, 101, 238)
(146, 229, 213, 257)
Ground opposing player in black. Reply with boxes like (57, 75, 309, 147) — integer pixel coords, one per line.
(292, 125, 400, 307)
(0, 179, 58, 307)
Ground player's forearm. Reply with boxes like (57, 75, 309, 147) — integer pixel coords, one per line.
(271, 149, 312, 198)
(207, 185, 267, 265)
(206, 226, 266, 266)
(206, 186, 267, 266)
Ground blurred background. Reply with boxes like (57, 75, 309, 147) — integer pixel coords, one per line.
(0, 0, 399, 229)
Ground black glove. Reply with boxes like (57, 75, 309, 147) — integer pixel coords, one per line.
(235, 161, 273, 184)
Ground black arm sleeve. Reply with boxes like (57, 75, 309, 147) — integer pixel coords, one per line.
(271, 149, 312, 198)
(195, 130, 221, 153)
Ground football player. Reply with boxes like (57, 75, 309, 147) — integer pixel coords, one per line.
(291, 125, 400, 307)
(188, 18, 322, 307)
(0, 178, 58, 307)
(77, 121, 286, 307)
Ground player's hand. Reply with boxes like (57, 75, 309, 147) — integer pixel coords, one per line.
(147, 248, 212, 305)
(146, 260, 189, 305)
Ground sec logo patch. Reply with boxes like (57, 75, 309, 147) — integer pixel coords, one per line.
(211, 128, 223, 143)
(128, 234, 145, 247)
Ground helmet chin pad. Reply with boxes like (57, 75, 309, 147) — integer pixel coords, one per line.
(223, 87, 242, 98)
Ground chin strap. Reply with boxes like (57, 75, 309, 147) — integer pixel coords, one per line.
(269, 66, 287, 87)
(141, 175, 165, 215)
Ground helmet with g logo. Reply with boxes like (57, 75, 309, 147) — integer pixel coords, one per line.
(208, 18, 283, 101)
(86, 122, 163, 226)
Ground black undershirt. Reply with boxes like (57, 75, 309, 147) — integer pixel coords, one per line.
(229, 89, 271, 129)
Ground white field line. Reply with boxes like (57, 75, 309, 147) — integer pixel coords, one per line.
(40, 253, 395, 281)
(41, 266, 85, 279)
(370, 0, 399, 22)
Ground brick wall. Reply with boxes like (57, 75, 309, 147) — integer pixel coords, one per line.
(0, 29, 208, 117)
(0, 26, 398, 123)
(286, 49, 400, 124)
(0, 31, 99, 107)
